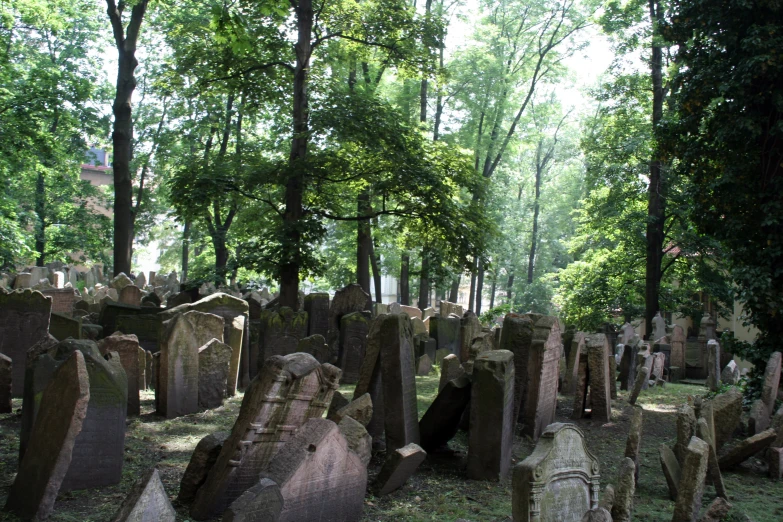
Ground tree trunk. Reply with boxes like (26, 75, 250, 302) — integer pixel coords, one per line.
(106, 0, 149, 277)
(475, 260, 485, 315)
(214, 228, 230, 284)
(400, 253, 410, 305)
(369, 232, 382, 303)
(527, 164, 542, 284)
(280, 0, 313, 311)
(181, 220, 190, 282)
(356, 190, 371, 294)
(449, 276, 460, 303)
(418, 249, 429, 309)
(468, 256, 478, 311)
(645, 0, 665, 339)
(34, 170, 45, 267)
(506, 271, 515, 304)
(489, 272, 497, 309)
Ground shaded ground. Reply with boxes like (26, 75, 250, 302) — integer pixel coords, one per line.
(0, 371, 781, 521)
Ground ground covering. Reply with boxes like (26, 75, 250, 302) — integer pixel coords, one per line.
(0, 371, 780, 521)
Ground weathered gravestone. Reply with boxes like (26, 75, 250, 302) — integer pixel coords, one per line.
(296, 334, 330, 363)
(40, 287, 76, 316)
(158, 311, 224, 418)
(100, 302, 158, 342)
(119, 284, 142, 306)
(374, 442, 427, 496)
(116, 313, 161, 352)
(178, 431, 229, 504)
(0, 289, 51, 396)
(522, 316, 562, 440)
(672, 437, 709, 522)
(440, 300, 463, 317)
(161, 292, 248, 396)
(189, 353, 341, 519)
(400, 304, 422, 319)
(498, 313, 534, 424)
(706, 339, 721, 392)
(223, 478, 283, 522)
(303, 292, 329, 338)
(259, 307, 309, 363)
(624, 405, 644, 483)
(258, 418, 367, 522)
(416, 353, 432, 375)
(512, 423, 600, 522)
(0, 353, 11, 413)
(565, 332, 586, 395)
(430, 315, 461, 359)
(467, 350, 514, 481)
(198, 339, 232, 409)
(419, 375, 471, 452)
(110, 468, 176, 522)
(49, 311, 82, 341)
(459, 310, 482, 362)
(652, 311, 667, 341)
(338, 311, 370, 384)
(670, 324, 686, 381)
(327, 284, 372, 364)
(749, 351, 781, 434)
(353, 314, 386, 441)
(659, 444, 681, 501)
(628, 354, 652, 406)
(379, 313, 420, 453)
(4, 350, 89, 520)
(611, 457, 636, 522)
(711, 388, 743, 451)
(586, 334, 612, 423)
(675, 404, 697, 465)
(13, 272, 32, 289)
(721, 360, 739, 385)
(98, 333, 142, 415)
(618, 336, 641, 391)
(439, 354, 465, 392)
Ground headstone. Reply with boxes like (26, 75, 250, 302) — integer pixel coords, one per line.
(696, 417, 726, 499)
(498, 313, 535, 424)
(158, 311, 224, 418)
(327, 284, 372, 363)
(581, 508, 613, 522)
(565, 332, 586, 395)
(717, 429, 776, 470)
(116, 313, 161, 352)
(659, 444, 681, 501)
(161, 292, 249, 396)
(111, 272, 133, 291)
(379, 313, 419, 453)
(416, 335, 436, 362)
(430, 315, 460, 358)
(721, 360, 739, 385)
(223, 478, 283, 522)
(388, 302, 401, 314)
(400, 304, 422, 319)
(521, 316, 561, 440)
(419, 375, 471, 452)
(13, 272, 32, 289)
(119, 284, 142, 306)
(618, 335, 641, 391)
(700, 498, 733, 522)
(338, 311, 370, 384)
(439, 300, 463, 317)
(467, 350, 514, 481)
(141, 291, 161, 308)
(769, 446, 783, 480)
(49, 310, 82, 340)
(652, 311, 666, 341)
(259, 418, 366, 522)
(40, 287, 77, 316)
(138, 347, 146, 390)
(706, 339, 721, 392)
(145, 350, 153, 389)
(295, 334, 329, 364)
(586, 334, 611, 423)
(51, 270, 64, 289)
(0, 289, 52, 395)
(675, 404, 697, 464)
(611, 457, 636, 522)
(189, 353, 340, 519)
(608, 353, 617, 399)
(178, 431, 229, 504)
(4, 350, 89, 520)
(672, 437, 709, 522)
(374, 443, 427, 495)
(198, 339, 232, 409)
(98, 333, 142, 415)
(330, 392, 373, 427)
(671, 324, 686, 372)
(416, 353, 432, 375)
(621, 322, 635, 344)
(512, 423, 600, 522)
(627, 355, 652, 406)
(110, 468, 176, 522)
(411, 316, 427, 336)
(326, 390, 350, 423)
(259, 307, 308, 363)
(749, 351, 782, 434)
(135, 272, 147, 289)
(624, 405, 644, 484)
(100, 302, 157, 342)
(711, 388, 743, 450)
(439, 354, 465, 392)
(434, 347, 450, 365)
(650, 351, 666, 381)
(338, 412, 372, 467)
(353, 315, 386, 441)
(0, 353, 10, 413)
(459, 310, 482, 362)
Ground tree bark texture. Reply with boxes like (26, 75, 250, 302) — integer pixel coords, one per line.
(356, 190, 372, 295)
(475, 260, 485, 315)
(400, 253, 410, 305)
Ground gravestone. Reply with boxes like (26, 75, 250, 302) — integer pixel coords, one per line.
(419, 375, 471, 452)
(259, 307, 309, 362)
(498, 313, 534, 424)
(608, 353, 617, 399)
(304, 292, 330, 338)
(706, 339, 721, 392)
(652, 311, 667, 341)
(670, 324, 686, 374)
(459, 310, 482, 362)
(141, 291, 161, 308)
(329, 392, 373, 426)
(161, 292, 249, 396)
(40, 287, 76, 316)
(416, 335, 436, 362)
(189, 353, 341, 519)
(618, 336, 641, 391)
(374, 443, 427, 495)
(468, 350, 514, 481)
(696, 417, 726, 499)
(627, 355, 652, 406)
(675, 404, 697, 464)
(135, 271, 147, 289)
(440, 300, 463, 317)
(749, 351, 781, 434)
(110, 468, 176, 522)
(49, 310, 81, 340)
(4, 350, 89, 520)
(259, 418, 366, 522)
(338, 311, 370, 384)
(659, 444, 681, 500)
(100, 302, 158, 343)
(119, 284, 142, 306)
(621, 322, 635, 344)
(379, 313, 420, 453)
(586, 334, 612, 423)
(353, 314, 386, 441)
(624, 405, 644, 483)
(0, 289, 51, 395)
(327, 284, 372, 363)
(611, 458, 636, 522)
(416, 353, 432, 375)
(296, 334, 330, 363)
(400, 304, 422, 319)
(672, 437, 709, 522)
(521, 316, 562, 440)
(439, 354, 465, 392)
(711, 388, 743, 450)
(198, 339, 232, 409)
(178, 432, 229, 504)
(388, 302, 401, 314)
(717, 429, 776, 470)
(572, 346, 589, 420)
(0, 353, 10, 413)
(138, 347, 146, 391)
(146, 350, 153, 389)
(98, 333, 142, 415)
(649, 351, 666, 382)
(223, 478, 283, 522)
(158, 311, 224, 418)
(116, 314, 160, 352)
(721, 360, 739, 385)
(512, 423, 600, 522)
(13, 272, 32, 289)
(430, 315, 460, 358)
(565, 332, 586, 395)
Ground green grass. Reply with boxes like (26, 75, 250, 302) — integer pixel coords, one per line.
(1, 374, 781, 521)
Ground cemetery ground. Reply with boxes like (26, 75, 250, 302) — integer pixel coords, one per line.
(0, 373, 780, 521)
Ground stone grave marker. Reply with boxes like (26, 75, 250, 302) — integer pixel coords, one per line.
(353, 314, 386, 441)
(416, 353, 432, 375)
(98, 333, 142, 415)
(706, 339, 721, 392)
(178, 431, 229, 504)
(338, 311, 370, 384)
(198, 339, 232, 409)
(138, 346, 146, 391)
(119, 284, 142, 306)
(296, 334, 330, 364)
(0, 353, 10, 413)
(303, 292, 329, 338)
(459, 310, 482, 362)
(611, 457, 636, 522)
(672, 437, 709, 522)
(13, 272, 32, 289)
(618, 335, 641, 391)
(624, 405, 644, 483)
(498, 313, 534, 423)
(439, 354, 465, 392)
(110, 468, 176, 522)
(749, 351, 781, 434)
(565, 331, 586, 395)
(419, 375, 471, 452)
(717, 429, 776, 470)
(468, 350, 514, 481)
(712, 388, 742, 450)
(374, 443, 427, 495)
(675, 404, 697, 464)
(189, 353, 340, 519)
(652, 311, 666, 341)
(430, 315, 460, 359)
(40, 287, 76, 316)
(586, 334, 611, 423)
(0, 289, 51, 396)
(259, 306, 308, 363)
(223, 478, 283, 522)
(650, 351, 666, 381)
(49, 310, 82, 340)
(327, 284, 372, 363)
(659, 444, 681, 500)
(628, 355, 652, 405)
(379, 313, 419, 453)
(512, 423, 600, 522)
(440, 300, 463, 317)
(721, 360, 739, 385)
(521, 316, 561, 440)
(400, 304, 422, 319)
(116, 313, 160, 352)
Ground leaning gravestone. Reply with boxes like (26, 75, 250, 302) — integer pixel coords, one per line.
(586, 334, 612, 423)
(565, 332, 586, 395)
(0, 289, 52, 396)
(116, 313, 160, 353)
(672, 437, 709, 522)
(198, 339, 232, 409)
(512, 423, 600, 522)
(158, 311, 224, 418)
(628, 355, 652, 406)
(380, 313, 420, 453)
(521, 316, 562, 440)
(189, 353, 341, 520)
(419, 375, 471, 452)
(749, 351, 782, 434)
(430, 314, 461, 358)
(98, 333, 142, 415)
(338, 311, 371, 384)
(178, 431, 229, 504)
(110, 468, 176, 522)
(259, 418, 367, 521)
(4, 350, 89, 521)
(0, 353, 10, 413)
(327, 284, 372, 363)
(303, 292, 330, 337)
(440, 300, 463, 317)
(498, 313, 535, 424)
(353, 314, 386, 441)
(374, 442, 427, 495)
(223, 478, 283, 522)
(468, 350, 514, 481)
